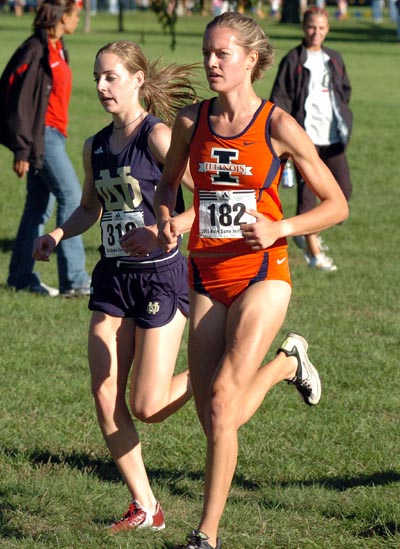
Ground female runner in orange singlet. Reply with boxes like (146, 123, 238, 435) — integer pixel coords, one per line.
(155, 12, 348, 549)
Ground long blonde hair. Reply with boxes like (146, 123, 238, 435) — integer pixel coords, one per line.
(96, 41, 200, 127)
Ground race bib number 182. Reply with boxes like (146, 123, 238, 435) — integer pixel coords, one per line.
(199, 189, 257, 239)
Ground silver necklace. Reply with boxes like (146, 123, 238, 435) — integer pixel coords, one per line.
(113, 110, 144, 130)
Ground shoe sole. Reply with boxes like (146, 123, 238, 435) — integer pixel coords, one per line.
(61, 290, 90, 298)
(298, 359, 321, 406)
(151, 524, 166, 530)
(288, 332, 321, 406)
(109, 522, 165, 533)
(280, 332, 322, 406)
(309, 265, 337, 272)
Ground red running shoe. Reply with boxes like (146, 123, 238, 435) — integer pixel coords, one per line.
(110, 500, 165, 532)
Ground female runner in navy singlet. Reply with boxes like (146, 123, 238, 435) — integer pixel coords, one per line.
(33, 40, 198, 532)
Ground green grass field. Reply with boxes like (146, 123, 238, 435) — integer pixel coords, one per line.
(0, 8, 399, 549)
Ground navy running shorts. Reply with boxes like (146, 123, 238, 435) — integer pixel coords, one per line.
(88, 251, 189, 328)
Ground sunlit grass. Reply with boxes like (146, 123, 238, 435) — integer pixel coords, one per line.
(0, 9, 399, 548)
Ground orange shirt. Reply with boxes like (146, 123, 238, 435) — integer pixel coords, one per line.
(188, 98, 287, 254)
(45, 39, 71, 137)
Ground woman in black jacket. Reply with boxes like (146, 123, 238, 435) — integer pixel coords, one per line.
(0, 0, 90, 296)
(270, 7, 353, 272)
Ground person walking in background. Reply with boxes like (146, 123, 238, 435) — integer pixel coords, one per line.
(155, 12, 348, 549)
(270, 6, 352, 272)
(33, 40, 198, 532)
(371, 0, 383, 22)
(0, 0, 90, 297)
(389, 0, 399, 22)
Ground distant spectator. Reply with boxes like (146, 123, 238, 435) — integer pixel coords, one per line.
(270, 6, 353, 271)
(270, 0, 281, 19)
(0, 0, 91, 296)
(108, 0, 118, 13)
(14, 0, 26, 16)
(371, 0, 383, 22)
(389, 0, 398, 21)
(336, 0, 348, 20)
(26, 0, 37, 12)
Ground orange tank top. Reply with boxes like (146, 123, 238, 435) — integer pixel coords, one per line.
(188, 98, 287, 254)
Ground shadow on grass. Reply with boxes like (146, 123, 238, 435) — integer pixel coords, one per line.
(359, 521, 400, 538)
(2, 445, 260, 493)
(280, 469, 400, 490)
(278, 471, 400, 540)
(3, 446, 399, 494)
(26, 447, 260, 491)
(2, 447, 400, 542)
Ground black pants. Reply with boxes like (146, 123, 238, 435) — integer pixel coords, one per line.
(295, 142, 352, 215)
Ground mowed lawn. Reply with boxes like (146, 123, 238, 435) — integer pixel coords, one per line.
(0, 9, 399, 549)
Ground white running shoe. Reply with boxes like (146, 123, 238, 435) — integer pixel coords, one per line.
(61, 280, 91, 297)
(278, 332, 322, 406)
(29, 281, 59, 297)
(308, 253, 337, 272)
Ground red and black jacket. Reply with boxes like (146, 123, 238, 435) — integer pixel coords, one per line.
(0, 29, 68, 170)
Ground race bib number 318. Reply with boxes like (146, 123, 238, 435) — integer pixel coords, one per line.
(199, 190, 257, 239)
(101, 210, 145, 257)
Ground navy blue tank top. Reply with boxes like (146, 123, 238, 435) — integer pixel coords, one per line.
(91, 114, 184, 262)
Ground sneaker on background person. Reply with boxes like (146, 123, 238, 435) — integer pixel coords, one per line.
(301, 233, 337, 271)
(27, 281, 59, 297)
(293, 234, 337, 270)
(61, 280, 91, 297)
(14, 280, 91, 298)
(308, 253, 337, 272)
